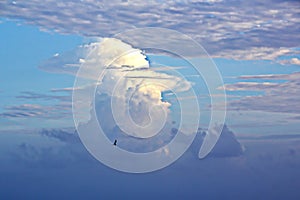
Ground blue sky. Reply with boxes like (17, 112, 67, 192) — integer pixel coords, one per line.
(0, 20, 83, 129)
(0, 20, 81, 96)
(0, 0, 300, 199)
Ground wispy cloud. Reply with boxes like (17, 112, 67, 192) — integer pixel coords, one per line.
(219, 82, 279, 91)
(16, 91, 70, 101)
(0, 87, 73, 120)
(222, 72, 300, 114)
(238, 72, 300, 80)
(0, 103, 71, 119)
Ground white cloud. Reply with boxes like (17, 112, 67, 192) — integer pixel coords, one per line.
(290, 58, 300, 65)
(72, 38, 192, 138)
(279, 57, 300, 66)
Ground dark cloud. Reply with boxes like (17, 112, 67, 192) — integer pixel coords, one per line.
(9, 124, 243, 159)
(191, 125, 244, 158)
(207, 125, 244, 157)
(1, 127, 300, 199)
(9, 141, 92, 169)
(39, 128, 80, 144)
(289, 115, 300, 120)
(11, 143, 65, 168)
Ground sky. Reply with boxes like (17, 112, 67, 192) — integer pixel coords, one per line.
(0, 0, 300, 199)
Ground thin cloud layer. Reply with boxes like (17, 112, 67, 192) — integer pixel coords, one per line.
(222, 72, 300, 114)
(1, 0, 299, 60)
(219, 82, 279, 91)
(16, 91, 70, 101)
(0, 103, 71, 119)
(0, 89, 72, 120)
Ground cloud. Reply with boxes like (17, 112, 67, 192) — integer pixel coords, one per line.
(16, 91, 70, 101)
(0, 88, 73, 121)
(290, 58, 300, 65)
(70, 38, 193, 138)
(39, 128, 80, 144)
(1, 127, 300, 199)
(289, 115, 300, 120)
(10, 141, 90, 168)
(219, 82, 279, 91)
(100, 124, 178, 153)
(279, 57, 300, 66)
(0, 103, 71, 119)
(3, 122, 243, 166)
(1, 0, 299, 60)
(50, 87, 74, 92)
(215, 47, 300, 61)
(206, 125, 244, 157)
(238, 72, 300, 80)
(222, 72, 300, 114)
(191, 125, 244, 158)
(38, 43, 92, 75)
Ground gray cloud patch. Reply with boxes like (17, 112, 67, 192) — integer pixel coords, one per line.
(39, 129, 80, 144)
(206, 125, 244, 157)
(191, 125, 244, 158)
(290, 115, 300, 120)
(10, 141, 91, 169)
(12, 125, 244, 159)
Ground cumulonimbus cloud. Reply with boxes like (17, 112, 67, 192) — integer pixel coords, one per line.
(63, 38, 193, 138)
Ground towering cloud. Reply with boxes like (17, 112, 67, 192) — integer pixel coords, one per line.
(52, 38, 192, 139)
